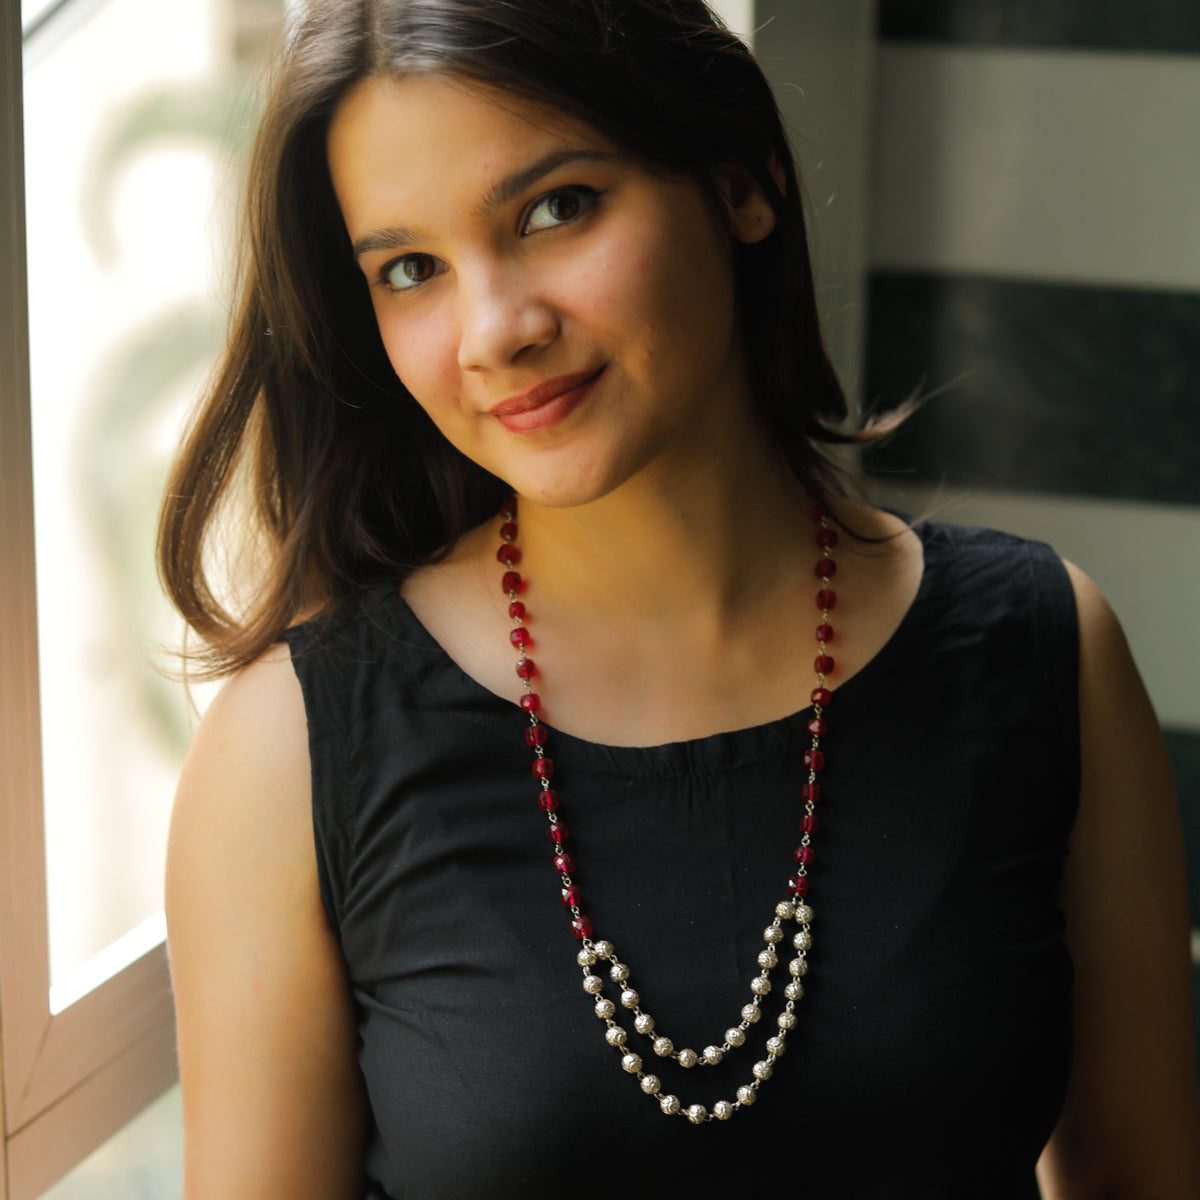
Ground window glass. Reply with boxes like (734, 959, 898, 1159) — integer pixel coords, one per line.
(22, 0, 280, 997)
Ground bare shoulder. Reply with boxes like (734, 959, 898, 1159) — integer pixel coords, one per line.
(1062, 558, 1124, 651)
(167, 645, 366, 1199)
(1037, 561, 1200, 1196)
(170, 643, 310, 862)
(168, 643, 316, 940)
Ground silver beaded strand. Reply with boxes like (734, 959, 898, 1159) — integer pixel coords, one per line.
(496, 497, 834, 1122)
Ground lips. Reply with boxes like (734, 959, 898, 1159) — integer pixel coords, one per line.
(486, 366, 605, 433)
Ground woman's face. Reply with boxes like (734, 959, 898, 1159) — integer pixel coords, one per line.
(327, 74, 775, 507)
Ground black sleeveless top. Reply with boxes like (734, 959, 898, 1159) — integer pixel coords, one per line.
(284, 521, 1080, 1199)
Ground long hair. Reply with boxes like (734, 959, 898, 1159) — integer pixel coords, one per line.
(158, 0, 862, 677)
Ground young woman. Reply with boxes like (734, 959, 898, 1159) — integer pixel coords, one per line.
(160, 1, 1200, 1196)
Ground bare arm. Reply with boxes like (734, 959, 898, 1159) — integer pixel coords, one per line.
(1038, 563, 1200, 1198)
(166, 646, 368, 1200)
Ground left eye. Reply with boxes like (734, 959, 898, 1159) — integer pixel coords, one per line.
(522, 187, 598, 234)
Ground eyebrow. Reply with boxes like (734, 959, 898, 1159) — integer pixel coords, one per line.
(351, 147, 618, 261)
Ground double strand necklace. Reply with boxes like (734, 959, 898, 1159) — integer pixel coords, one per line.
(495, 496, 838, 1124)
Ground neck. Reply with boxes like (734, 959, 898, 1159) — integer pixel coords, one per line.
(515, 421, 815, 630)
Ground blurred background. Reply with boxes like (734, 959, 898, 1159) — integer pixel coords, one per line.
(11, 0, 1197, 1193)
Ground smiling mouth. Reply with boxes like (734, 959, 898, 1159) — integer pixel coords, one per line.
(486, 366, 606, 433)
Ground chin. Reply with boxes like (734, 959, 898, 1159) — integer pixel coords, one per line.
(505, 459, 630, 512)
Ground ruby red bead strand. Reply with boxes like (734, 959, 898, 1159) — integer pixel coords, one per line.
(499, 494, 594, 941)
(787, 502, 836, 897)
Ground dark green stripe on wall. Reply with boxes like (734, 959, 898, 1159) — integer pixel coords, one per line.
(878, 0, 1200, 55)
(1165, 729, 1200, 1090)
(1167, 730, 1200, 929)
(864, 272, 1200, 505)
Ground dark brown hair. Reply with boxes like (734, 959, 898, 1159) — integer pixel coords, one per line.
(158, 0, 868, 677)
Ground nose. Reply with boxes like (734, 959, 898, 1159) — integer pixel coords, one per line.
(456, 260, 559, 372)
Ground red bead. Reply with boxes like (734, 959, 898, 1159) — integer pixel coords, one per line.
(816, 589, 837, 611)
(497, 544, 521, 566)
(816, 528, 839, 549)
(520, 692, 541, 713)
(811, 503, 826, 520)
(794, 846, 814, 865)
(801, 782, 821, 804)
(532, 757, 554, 779)
(502, 570, 523, 595)
(561, 885, 581, 907)
(516, 658, 537, 680)
(524, 724, 548, 747)
(571, 915, 593, 940)
(500, 497, 518, 519)
(500, 522, 518, 542)
(811, 687, 832, 707)
(554, 853, 575, 873)
(815, 558, 837, 579)
(509, 601, 527, 620)
(815, 655, 835, 675)
(816, 623, 834, 644)
(807, 717, 827, 737)
(787, 874, 811, 896)
(510, 627, 532, 649)
(547, 820, 568, 843)
(800, 813, 819, 834)
(538, 788, 559, 811)
(803, 749, 824, 770)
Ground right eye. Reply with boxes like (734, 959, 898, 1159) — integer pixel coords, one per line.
(380, 254, 441, 292)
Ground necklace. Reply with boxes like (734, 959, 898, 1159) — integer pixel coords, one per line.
(496, 495, 837, 1123)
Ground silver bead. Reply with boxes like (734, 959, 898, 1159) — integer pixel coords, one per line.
(621, 1053, 642, 1074)
(784, 981, 804, 1002)
(634, 1012, 655, 1035)
(582, 974, 603, 995)
(776, 900, 796, 920)
(620, 988, 639, 1009)
(677, 1047, 699, 1068)
(640, 1074, 661, 1095)
(685, 1104, 707, 1125)
(736, 1085, 756, 1105)
(788, 957, 808, 977)
(763, 924, 784, 944)
(777, 1012, 797, 1031)
(659, 1094, 681, 1115)
(595, 998, 616, 1018)
(752, 1059, 773, 1081)
(742, 1003, 762, 1024)
(750, 976, 772, 997)
(577, 948, 596, 967)
(653, 1037, 674, 1057)
(793, 929, 813, 951)
(606, 1026, 627, 1047)
(725, 1027, 746, 1047)
(592, 939, 615, 959)
(703, 1045, 724, 1065)
(766, 1036, 786, 1056)
(713, 1100, 734, 1120)
(794, 904, 814, 924)
(609, 961, 630, 982)
(757, 949, 778, 969)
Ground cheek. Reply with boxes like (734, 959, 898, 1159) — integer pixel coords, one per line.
(373, 302, 458, 406)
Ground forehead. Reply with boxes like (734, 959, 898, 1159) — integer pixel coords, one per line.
(327, 74, 610, 229)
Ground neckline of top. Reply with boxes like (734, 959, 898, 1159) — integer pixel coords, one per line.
(370, 518, 951, 764)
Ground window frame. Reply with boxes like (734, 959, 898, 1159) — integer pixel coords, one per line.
(0, 7, 176, 1197)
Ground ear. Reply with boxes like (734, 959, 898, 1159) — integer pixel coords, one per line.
(710, 161, 779, 245)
